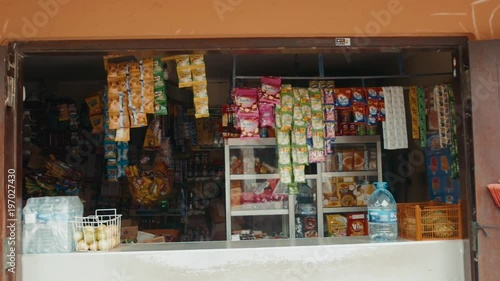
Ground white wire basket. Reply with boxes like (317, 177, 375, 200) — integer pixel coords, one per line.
(72, 209, 122, 252)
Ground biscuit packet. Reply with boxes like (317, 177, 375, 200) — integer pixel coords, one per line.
(260, 76, 282, 105)
(141, 59, 154, 80)
(194, 97, 209, 119)
(106, 63, 118, 78)
(175, 55, 191, 68)
(259, 102, 275, 128)
(144, 82, 155, 114)
(234, 88, 259, 109)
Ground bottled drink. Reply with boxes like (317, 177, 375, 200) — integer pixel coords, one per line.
(367, 182, 398, 241)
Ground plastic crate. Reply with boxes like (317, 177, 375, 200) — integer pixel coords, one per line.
(397, 202, 462, 241)
(72, 209, 122, 251)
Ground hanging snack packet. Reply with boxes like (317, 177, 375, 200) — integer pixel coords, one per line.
(293, 123, 307, 146)
(104, 139, 117, 160)
(189, 54, 205, 66)
(294, 146, 309, 165)
(334, 88, 352, 110)
(298, 88, 312, 122)
(325, 138, 335, 154)
(275, 105, 282, 130)
(279, 165, 292, 184)
(106, 159, 118, 182)
(144, 83, 155, 114)
(107, 63, 118, 78)
(175, 55, 191, 68)
(85, 93, 103, 116)
(278, 146, 292, 165)
(323, 87, 335, 105)
(324, 104, 336, 122)
(191, 66, 207, 82)
(377, 90, 386, 121)
(353, 104, 367, 124)
(143, 119, 161, 149)
(367, 99, 379, 119)
(293, 101, 304, 122)
(311, 113, 324, 131)
(312, 130, 325, 150)
(307, 122, 313, 147)
(325, 122, 336, 139)
(280, 86, 294, 131)
(277, 130, 291, 146)
(366, 88, 378, 101)
(154, 87, 168, 115)
(259, 103, 275, 128)
(194, 97, 209, 119)
(193, 82, 208, 98)
(177, 67, 193, 88)
(309, 88, 322, 113)
(234, 88, 259, 109)
(309, 149, 326, 163)
(141, 59, 154, 80)
(351, 88, 366, 104)
(238, 109, 259, 138)
(260, 76, 282, 105)
(293, 164, 306, 183)
(90, 115, 105, 134)
(115, 128, 130, 142)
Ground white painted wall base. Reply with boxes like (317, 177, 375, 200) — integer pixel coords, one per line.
(21, 238, 467, 281)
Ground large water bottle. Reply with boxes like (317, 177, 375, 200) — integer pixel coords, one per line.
(367, 182, 398, 241)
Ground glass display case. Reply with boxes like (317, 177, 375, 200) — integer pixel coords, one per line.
(225, 138, 292, 240)
(224, 136, 382, 240)
(318, 135, 382, 237)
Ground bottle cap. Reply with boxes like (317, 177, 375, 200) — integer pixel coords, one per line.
(374, 182, 388, 189)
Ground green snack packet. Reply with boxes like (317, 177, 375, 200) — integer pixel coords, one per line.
(154, 86, 168, 115)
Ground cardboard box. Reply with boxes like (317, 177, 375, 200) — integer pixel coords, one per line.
(121, 226, 138, 241)
(142, 229, 181, 242)
(347, 213, 368, 236)
(424, 134, 452, 177)
(140, 236, 166, 243)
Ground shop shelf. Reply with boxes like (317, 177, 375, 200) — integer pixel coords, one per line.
(331, 135, 381, 144)
(230, 174, 279, 180)
(226, 137, 277, 148)
(322, 171, 378, 177)
(323, 206, 367, 214)
(231, 209, 289, 217)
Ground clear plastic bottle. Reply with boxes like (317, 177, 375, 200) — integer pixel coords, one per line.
(367, 182, 398, 241)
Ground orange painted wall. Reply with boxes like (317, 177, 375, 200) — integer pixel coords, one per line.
(0, 0, 499, 44)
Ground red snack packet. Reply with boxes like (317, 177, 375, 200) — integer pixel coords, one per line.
(353, 104, 367, 124)
(260, 76, 282, 105)
(334, 88, 352, 110)
(238, 109, 260, 139)
(234, 88, 259, 108)
(259, 103, 275, 127)
(323, 87, 335, 105)
(351, 88, 366, 104)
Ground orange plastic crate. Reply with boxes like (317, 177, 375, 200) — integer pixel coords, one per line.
(397, 202, 462, 241)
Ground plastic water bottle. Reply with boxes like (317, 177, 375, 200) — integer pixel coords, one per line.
(368, 182, 398, 241)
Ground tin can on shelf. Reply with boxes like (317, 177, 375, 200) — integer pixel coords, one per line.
(367, 125, 377, 135)
(357, 124, 366, 136)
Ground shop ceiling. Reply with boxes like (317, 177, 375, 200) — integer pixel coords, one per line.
(22, 51, 453, 82)
(16, 36, 466, 84)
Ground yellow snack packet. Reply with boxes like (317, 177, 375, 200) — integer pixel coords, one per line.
(194, 97, 209, 119)
(189, 54, 205, 66)
(191, 66, 206, 82)
(193, 82, 208, 98)
(175, 55, 190, 67)
(115, 128, 130, 142)
(177, 67, 193, 88)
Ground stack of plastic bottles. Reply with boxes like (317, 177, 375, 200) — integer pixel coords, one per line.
(22, 196, 83, 254)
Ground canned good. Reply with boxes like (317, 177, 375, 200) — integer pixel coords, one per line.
(367, 125, 377, 135)
(357, 124, 366, 136)
(349, 124, 357, 136)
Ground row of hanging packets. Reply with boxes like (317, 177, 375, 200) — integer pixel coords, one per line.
(382, 87, 408, 150)
(433, 85, 451, 148)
